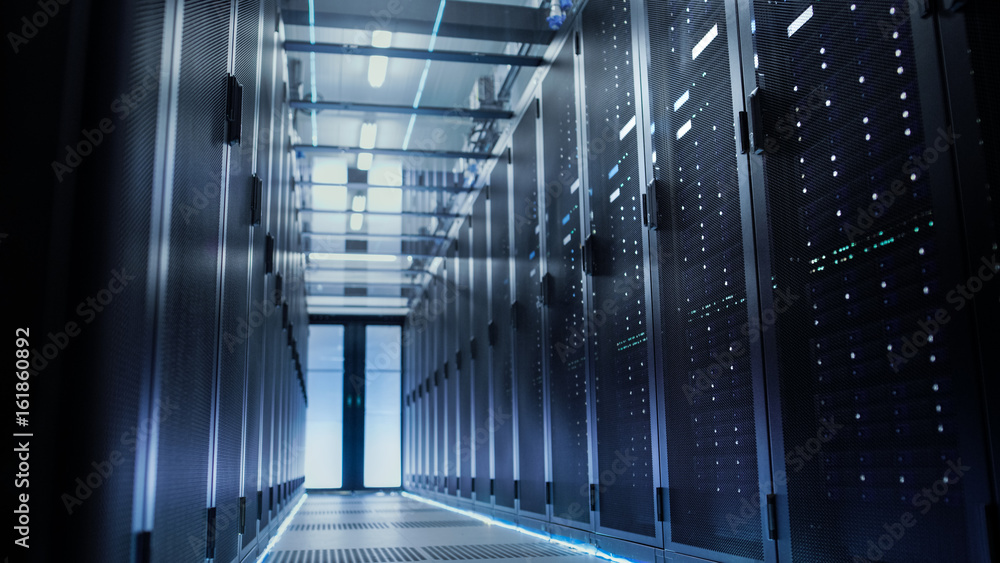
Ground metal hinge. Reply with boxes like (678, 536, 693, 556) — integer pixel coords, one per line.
(488, 321, 497, 346)
(265, 234, 275, 273)
(535, 98, 541, 119)
(251, 174, 263, 226)
(274, 273, 283, 305)
(590, 484, 596, 512)
(239, 496, 247, 534)
(226, 75, 243, 145)
(135, 531, 152, 563)
(541, 273, 552, 306)
(510, 301, 519, 331)
(738, 110, 750, 154)
(582, 235, 595, 275)
(490, 479, 495, 495)
(455, 351, 462, 371)
(656, 487, 665, 522)
(281, 301, 289, 328)
(546, 481, 552, 504)
(205, 506, 217, 559)
(507, 148, 512, 165)
(514, 480, 520, 500)
(257, 491, 263, 520)
(766, 493, 778, 540)
(574, 31, 581, 55)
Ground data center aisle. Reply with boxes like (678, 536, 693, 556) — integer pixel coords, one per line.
(267, 493, 603, 562)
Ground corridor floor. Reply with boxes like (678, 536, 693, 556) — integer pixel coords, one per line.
(266, 492, 606, 563)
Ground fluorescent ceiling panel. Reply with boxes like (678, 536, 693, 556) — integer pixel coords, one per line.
(311, 184, 348, 211)
(311, 156, 348, 184)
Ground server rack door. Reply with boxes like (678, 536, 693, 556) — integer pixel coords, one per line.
(216, 0, 262, 557)
(936, 1, 1000, 511)
(427, 298, 438, 490)
(459, 222, 475, 499)
(579, 0, 663, 547)
(542, 33, 593, 531)
(490, 149, 517, 511)
(472, 195, 494, 507)
(447, 245, 461, 496)
(36, 1, 170, 559)
(741, 1, 996, 561)
(417, 309, 427, 489)
(638, 0, 772, 560)
(511, 104, 549, 519)
(149, 1, 234, 561)
(436, 279, 447, 493)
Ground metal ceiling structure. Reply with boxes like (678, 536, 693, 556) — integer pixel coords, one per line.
(284, 0, 560, 316)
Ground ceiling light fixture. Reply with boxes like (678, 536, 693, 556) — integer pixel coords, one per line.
(356, 152, 373, 171)
(309, 252, 397, 262)
(367, 55, 388, 88)
(372, 30, 392, 48)
(359, 122, 377, 149)
(352, 195, 367, 212)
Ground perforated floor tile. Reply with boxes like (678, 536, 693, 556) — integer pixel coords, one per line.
(270, 493, 602, 562)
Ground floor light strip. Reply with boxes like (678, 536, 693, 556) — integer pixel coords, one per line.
(400, 492, 638, 563)
(257, 493, 308, 563)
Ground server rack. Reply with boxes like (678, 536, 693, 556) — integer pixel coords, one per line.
(511, 104, 550, 520)
(490, 147, 518, 512)
(472, 195, 494, 508)
(737, 1, 997, 561)
(459, 223, 475, 499)
(447, 242, 461, 496)
(542, 31, 594, 533)
(149, 1, 236, 560)
(578, 0, 663, 548)
(636, 0, 773, 559)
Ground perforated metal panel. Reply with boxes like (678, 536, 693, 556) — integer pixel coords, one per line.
(751, 1, 987, 560)
(581, 0, 657, 540)
(244, 0, 276, 542)
(459, 223, 474, 498)
(490, 152, 516, 509)
(511, 110, 547, 516)
(644, 0, 765, 558)
(216, 0, 261, 558)
(150, 2, 232, 561)
(446, 246, 461, 496)
(435, 280, 447, 492)
(542, 37, 591, 527)
(471, 195, 493, 503)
